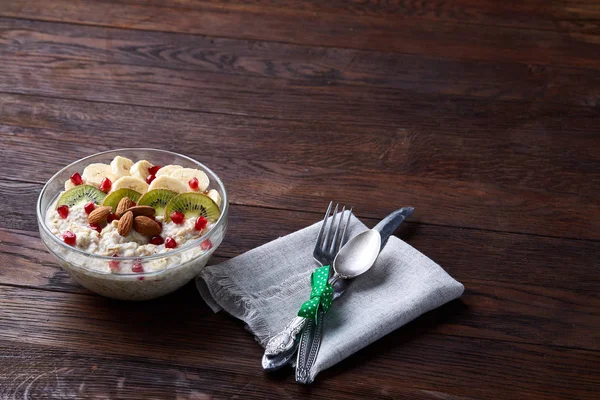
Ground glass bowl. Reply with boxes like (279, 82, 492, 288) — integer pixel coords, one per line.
(36, 149, 228, 300)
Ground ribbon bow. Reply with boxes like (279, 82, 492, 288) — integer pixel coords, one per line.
(297, 265, 334, 323)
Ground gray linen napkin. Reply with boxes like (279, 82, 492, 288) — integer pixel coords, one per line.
(196, 214, 464, 381)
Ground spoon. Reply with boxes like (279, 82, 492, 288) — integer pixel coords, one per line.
(263, 207, 414, 371)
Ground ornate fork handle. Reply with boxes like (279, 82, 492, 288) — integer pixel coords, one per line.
(264, 316, 307, 356)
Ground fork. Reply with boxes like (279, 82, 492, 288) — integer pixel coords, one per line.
(262, 202, 351, 368)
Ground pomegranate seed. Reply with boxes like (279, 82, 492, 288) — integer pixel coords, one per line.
(137, 276, 145, 281)
(145, 174, 156, 184)
(195, 216, 208, 231)
(148, 165, 161, 175)
(156, 220, 163, 230)
(109, 254, 120, 272)
(201, 239, 213, 250)
(107, 213, 118, 223)
(150, 236, 164, 245)
(70, 172, 83, 185)
(62, 231, 76, 246)
(131, 201, 137, 207)
(132, 263, 144, 273)
(89, 223, 102, 233)
(99, 177, 112, 193)
(170, 211, 185, 224)
(84, 201, 96, 214)
(165, 237, 177, 248)
(188, 177, 199, 190)
(57, 205, 69, 219)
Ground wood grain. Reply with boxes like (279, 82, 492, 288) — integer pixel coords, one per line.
(2, 0, 600, 69)
(2, 18, 600, 108)
(2, 94, 599, 198)
(116, 0, 600, 34)
(1, 0, 599, 397)
(0, 286, 599, 400)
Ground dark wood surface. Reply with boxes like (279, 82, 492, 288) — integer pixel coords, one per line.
(0, 1, 599, 398)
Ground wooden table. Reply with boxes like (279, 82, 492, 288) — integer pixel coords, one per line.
(1, 1, 599, 398)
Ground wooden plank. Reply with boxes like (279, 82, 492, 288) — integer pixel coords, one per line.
(0, 286, 599, 399)
(127, 0, 600, 34)
(1, 0, 600, 69)
(0, 342, 389, 400)
(2, 18, 600, 108)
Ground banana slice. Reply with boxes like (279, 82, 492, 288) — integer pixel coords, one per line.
(111, 176, 149, 194)
(64, 179, 76, 191)
(155, 165, 183, 177)
(171, 168, 210, 192)
(82, 163, 115, 187)
(148, 175, 188, 193)
(110, 156, 134, 178)
(207, 189, 222, 207)
(130, 160, 154, 180)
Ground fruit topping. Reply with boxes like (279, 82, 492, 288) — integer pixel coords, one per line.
(155, 165, 183, 177)
(150, 235, 164, 245)
(132, 262, 144, 273)
(148, 165, 161, 175)
(195, 216, 208, 231)
(107, 213, 118, 223)
(57, 205, 69, 219)
(130, 160, 154, 180)
(170, 211, 185, 224)
(56, 185, 107, 208)
(206, 189, 222, 207)
(84, 201, 96, 215)
(201, 239, 213, 250)
(170, 168, 210, 192)
(63, 231, 76, 245)
(110, 156, 134, 178)
(111, 176, 148, 195)
(145, 174, 156, 184)
(138, 189, 177, 215)
(148, 175, 187, 193)
(165, 237, 177, 248)
(90, 223, 102, 233)
(164, 192, 220, 222)
(70, 172, 84, 186)
(109, 254, 120, 272)
(188, 177, 199, 190)
(99, 177, 112, 193)
(82, 163, 115, 187)
(102, 188, 142, 213)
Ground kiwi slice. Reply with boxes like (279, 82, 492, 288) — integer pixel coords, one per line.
(164, 193, 220, 222)
(138, 189, 177, 215)
(102, 188, 142, 212)
(56, 185, 106, 208)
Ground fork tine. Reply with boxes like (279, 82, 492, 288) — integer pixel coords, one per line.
(340, 208, 352, 247)
(330, 206, 346, 254)
(315, 201, 332, 249)
(322, 203, 338, 253)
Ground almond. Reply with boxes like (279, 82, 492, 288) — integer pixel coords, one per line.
(118, 211, 133, 236)
(133, 215, 162, 236)
(88, 206, 112, 225)
(125, 205, 156, 217)
(116, 197, 134, 217)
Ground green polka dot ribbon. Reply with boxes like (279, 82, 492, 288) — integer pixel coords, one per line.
(297, 265, 333, 323)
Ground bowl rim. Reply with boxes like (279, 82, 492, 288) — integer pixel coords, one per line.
(36, 148, 229, 264)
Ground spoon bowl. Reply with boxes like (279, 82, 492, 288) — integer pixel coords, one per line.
(333, 229, 381, 279)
